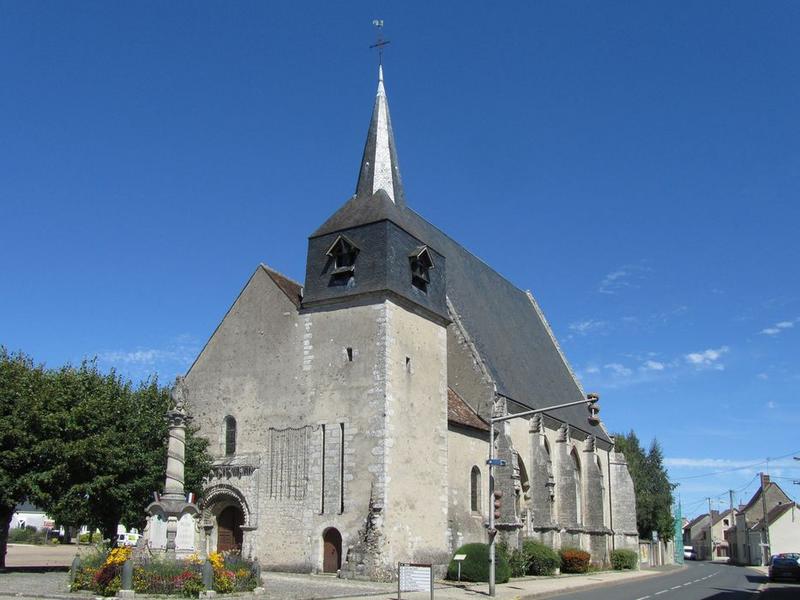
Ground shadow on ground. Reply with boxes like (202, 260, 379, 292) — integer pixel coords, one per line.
(0, 566, 69, 573)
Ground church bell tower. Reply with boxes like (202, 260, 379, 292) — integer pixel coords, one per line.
(301, 66, 451, 576)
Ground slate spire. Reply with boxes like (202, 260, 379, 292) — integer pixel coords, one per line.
(355, 65, 405, 206)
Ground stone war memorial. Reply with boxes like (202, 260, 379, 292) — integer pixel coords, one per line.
(70, 378, 263, 598)
(144, 377, 200, 558)
(178, 65, 638, 580)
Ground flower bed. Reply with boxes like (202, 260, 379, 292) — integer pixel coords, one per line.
(71, 547, 260, 597)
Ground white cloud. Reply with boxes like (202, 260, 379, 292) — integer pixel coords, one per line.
(642, 360, 665, 371)
(568, 319, 608, 336)
(665, 456, 798, 470)
(766, 400, 777, 409)
(760, 318, 799, 336)
(598, 264, 651, 295)
(586, 366, 600, 374)
(100, 349, 173, 364)
(757, 373, 769, 380)
(665, 457, 761, 469)
(604, 363, 633, 377)
(96, 334, 201, 381)
(685, 346, 729, 370)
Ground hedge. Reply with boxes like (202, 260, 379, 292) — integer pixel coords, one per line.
(523, 540, 561, 576)
(610, 549, 638, 570)
(446, 543, 510, 584)
(559, 547, 591, 574)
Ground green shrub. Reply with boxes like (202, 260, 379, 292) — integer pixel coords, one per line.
(522, 540, 561, 576)
(610, 549, 638, 570)
(78, 531, 103, 543)
(508, 547, 528, 578)
(9, 526, 46, 545)
(559, 548, 591, 574)
(446, 543, 510, 584)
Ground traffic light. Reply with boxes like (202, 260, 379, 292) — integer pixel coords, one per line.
(493, 490, 503, 520)
(587, 393, 600, 426)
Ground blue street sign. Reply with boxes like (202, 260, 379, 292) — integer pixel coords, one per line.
(486, 458, 507, 467)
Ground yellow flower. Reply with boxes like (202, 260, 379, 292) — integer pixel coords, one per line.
(103, 546, 132, 567)
(209, 551, 224, 571)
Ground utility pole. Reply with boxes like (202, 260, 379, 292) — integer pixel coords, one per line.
(759, 472, 771, 564)
(706, 497, 714, 560)
(728, 489, 735, 562)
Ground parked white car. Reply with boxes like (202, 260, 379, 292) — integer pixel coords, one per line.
(116, 532, 141, 547)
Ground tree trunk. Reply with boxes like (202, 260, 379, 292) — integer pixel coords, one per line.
(0, 503, 14, 570)
(102, 520, 117, 545)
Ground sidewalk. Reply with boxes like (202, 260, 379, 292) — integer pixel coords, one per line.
(0, 564, 683, 600)
(334, 565, 684, 600)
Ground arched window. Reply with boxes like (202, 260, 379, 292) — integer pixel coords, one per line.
(470, 466, 481, 512)
(571, 449, 582, 525)
(225, 416, 237, 456)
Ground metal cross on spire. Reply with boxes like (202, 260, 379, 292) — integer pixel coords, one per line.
(369, 19, 390, 65)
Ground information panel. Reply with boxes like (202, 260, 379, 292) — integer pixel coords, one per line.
(397, 562, 433, 599)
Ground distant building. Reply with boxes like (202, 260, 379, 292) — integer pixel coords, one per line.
(182, 66, 638, 579)
(11, 502, 52, 531)
(727, 476, 796, 565)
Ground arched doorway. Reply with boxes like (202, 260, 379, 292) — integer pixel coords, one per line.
(217, 506, 244, 552)
(322, 528, 342, 573)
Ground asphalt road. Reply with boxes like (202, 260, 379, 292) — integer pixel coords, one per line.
(541, 561, 798, 600)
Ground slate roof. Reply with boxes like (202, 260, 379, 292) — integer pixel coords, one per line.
(262, 265, 303, 308)
(355, 65, 406, 207)
(312, 199, 608, 441)
(15, 501, 44, 513)
(740, 481, 790, 515)
(310, 69, 610, 443)
(712, 509, 733, 526)
(684, 513, 709, 531)
(448, 388, 489, 432)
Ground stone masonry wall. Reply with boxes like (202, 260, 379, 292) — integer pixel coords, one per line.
(381, 301, 450, 568)
(609, 451, 639, 552)
(186, 268, 391, 573)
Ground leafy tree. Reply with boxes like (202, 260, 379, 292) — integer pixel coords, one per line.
(614, 430, 675, 541)
(0, 349, 52, 568)
(0, 349, 212, 567)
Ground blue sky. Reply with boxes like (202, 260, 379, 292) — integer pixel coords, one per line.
(2, 2, 799, 518)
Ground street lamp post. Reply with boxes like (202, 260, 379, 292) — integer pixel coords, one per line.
(486, 394, 600, 597)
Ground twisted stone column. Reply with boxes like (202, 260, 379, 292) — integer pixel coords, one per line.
(164, 408, 187, 499)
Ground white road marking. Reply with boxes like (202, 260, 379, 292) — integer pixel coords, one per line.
(694, 579, 702, 582)
(654, 591, 668, 596)
(683, 582, 692, 586)
(671, 585, 682, 589)
(634, 596, 651, 600)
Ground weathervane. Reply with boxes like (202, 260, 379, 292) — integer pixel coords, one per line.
(370, 19, 390, 65)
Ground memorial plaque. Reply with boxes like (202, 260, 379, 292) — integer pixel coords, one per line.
(175, 514, 196, 550)
(148, 515, 167, 550)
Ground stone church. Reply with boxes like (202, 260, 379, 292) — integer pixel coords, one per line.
(182, 66, 638, 579)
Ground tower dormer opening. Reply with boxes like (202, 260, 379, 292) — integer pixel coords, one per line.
(409, 246, 434, 293)
(326, 235, 359, 286)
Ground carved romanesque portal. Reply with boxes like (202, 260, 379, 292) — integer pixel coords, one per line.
(322, 528, 342, 573)
(202, 484, 252, 556)
(217, 506, 244, 552)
